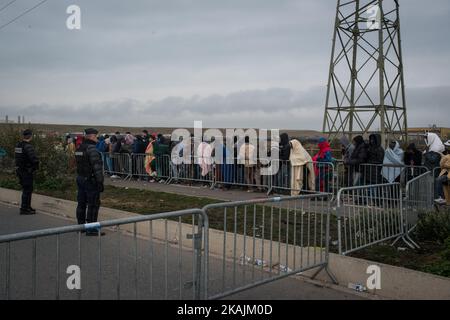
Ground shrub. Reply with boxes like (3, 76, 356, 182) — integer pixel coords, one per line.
(415, 211, 450, 244)
(0, 124, 70, 184)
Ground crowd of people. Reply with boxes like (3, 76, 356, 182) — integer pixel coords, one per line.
(340, 132, 450, 204)
(63, 130, 450, 204)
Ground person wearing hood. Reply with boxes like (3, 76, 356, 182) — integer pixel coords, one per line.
(340, 136, 355, 164)
(382, 141, 404, 183)
(197, 138, 213, 178)
(345, 135, 368, 186)
(276, 133, 292, 192)
(434, 140, 450, 205)
(340, 135, 355, 187)
(424, 132, 445, 177)
(289, 139, 315, 195)
(313, 138, 333, 193)
(364, 134, 385, 185)
(404, 143, 423, 181)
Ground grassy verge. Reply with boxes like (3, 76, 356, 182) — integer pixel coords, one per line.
(1, 171, 448, 278)
(350, 239, 450, 278)
(0, 172, 218, 214)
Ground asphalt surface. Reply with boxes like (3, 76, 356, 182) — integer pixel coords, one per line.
(0, 202, 362, 300)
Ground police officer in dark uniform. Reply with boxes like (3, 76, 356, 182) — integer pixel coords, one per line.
(75, 128, 105, 236)
(15, 129, 39, 215)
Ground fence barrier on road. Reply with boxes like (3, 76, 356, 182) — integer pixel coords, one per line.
(0, 176, 441, 300)
(130, 154, 171, 183)
(336, 183, 404, 256)
(169, 156, 215, 187)
(0, 209, 208, 300)
(102, 153, 132, 181)
(394, 171, 435, 249)
(211, 157, 271, 192)
(202, 194, 336, 300)
(335, 161, 429, 195)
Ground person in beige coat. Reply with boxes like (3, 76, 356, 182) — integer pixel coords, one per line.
(434, 140, 450, 204)
(289, 139, 315, 196)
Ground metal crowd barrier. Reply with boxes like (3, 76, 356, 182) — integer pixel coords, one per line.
(102, 153, 132, 181)
(336, 183, 404, 255)
(203, 194, 336, 300)
(170, 156, 215, 186)
(268, 160, 335, 198)
(394, 171, 435, 250)
(211, 157, 270, 192)
(335, 161, 429, 194)
(0, 209, 208, 300)
(131, 154, 171, 183)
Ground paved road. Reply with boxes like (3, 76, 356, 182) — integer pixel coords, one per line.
(0, 203, 362, 300)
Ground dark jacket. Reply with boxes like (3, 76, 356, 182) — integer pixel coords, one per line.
(424, 151, 442, 177)
(404, 144, 423, 167)
(279, 133, 291, 161)
(15, 141, 39, 173)
(75, 139, 104, 185)
(364, 134, 385, 184)
(133, 138, 147, 154)
(347, 136, 368, 173)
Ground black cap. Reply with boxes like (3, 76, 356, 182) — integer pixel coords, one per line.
(84, 128, 99, 135)
(22, 129, 33, 137)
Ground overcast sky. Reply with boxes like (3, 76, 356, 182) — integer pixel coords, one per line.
(0, 0, 449, 129)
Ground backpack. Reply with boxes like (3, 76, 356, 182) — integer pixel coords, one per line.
(97, 140, 108, 153)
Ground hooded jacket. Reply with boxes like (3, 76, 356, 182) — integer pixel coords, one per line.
(425, 133, 445, 154)
(289, 139, 312, 166)
(382, 141, 404, 183)
(347, 136, 368, 172)
(279, 133, 291, 161)
(340, 136, 355, 164)
(404, 143, 423, 167)
(364, 134, 385, 184)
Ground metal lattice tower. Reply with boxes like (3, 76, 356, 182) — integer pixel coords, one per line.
(323, 0, 408, 145)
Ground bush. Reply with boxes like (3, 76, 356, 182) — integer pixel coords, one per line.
(421, 237, 450, 278)
(0, 124, 70, 184)
(415, 211, 450, 244)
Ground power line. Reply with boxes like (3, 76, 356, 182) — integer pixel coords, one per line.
(0, 0, 49, 32)
(0, 0, 18, 13)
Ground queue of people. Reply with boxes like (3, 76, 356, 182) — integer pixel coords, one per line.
(13, 128, 450, 225)
(63, 130, 450, 205)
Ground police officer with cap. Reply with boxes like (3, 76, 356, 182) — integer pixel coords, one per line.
(15, 129, 39, 215)
(75, 128, 105, 236)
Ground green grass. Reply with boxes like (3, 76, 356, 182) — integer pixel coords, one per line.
(0, 172, 218, 214)
(350, 236, 450, 278)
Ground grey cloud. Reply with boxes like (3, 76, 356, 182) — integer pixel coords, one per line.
(1, 86, 448, 130)
(0, 0, 449, 129)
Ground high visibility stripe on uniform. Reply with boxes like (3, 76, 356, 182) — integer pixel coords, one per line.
(15, 148, 23, 154)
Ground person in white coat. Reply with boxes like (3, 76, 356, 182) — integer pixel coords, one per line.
(382, 141, 404, 183)
(289, 139, 315, 196)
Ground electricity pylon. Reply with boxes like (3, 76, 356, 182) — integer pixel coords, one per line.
(322, 0, 408, 146)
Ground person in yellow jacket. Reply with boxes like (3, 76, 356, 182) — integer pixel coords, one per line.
(434, 140, 450, 205)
